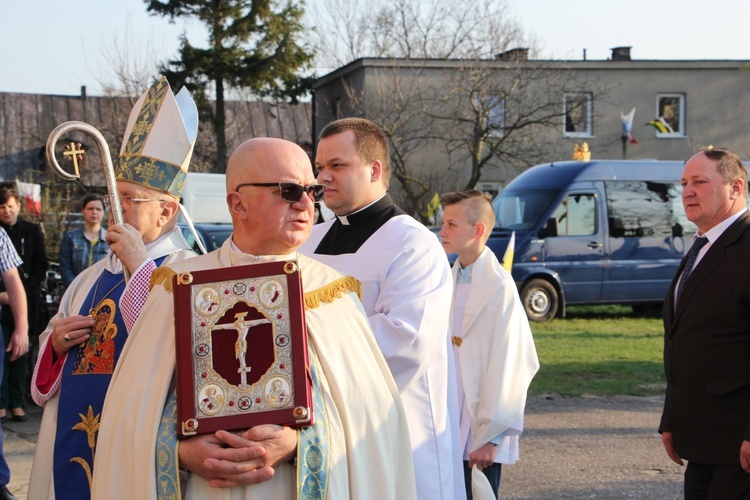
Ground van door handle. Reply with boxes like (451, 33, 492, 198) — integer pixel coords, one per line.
(588, 241, 603, 249)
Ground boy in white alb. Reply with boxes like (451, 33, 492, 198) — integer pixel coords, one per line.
(439, 190, 539, 499)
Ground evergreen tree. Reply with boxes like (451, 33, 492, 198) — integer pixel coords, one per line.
(146, 0, 314, 171)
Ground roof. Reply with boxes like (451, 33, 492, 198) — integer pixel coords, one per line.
(314, 57, 750, 89)
(506, 160, 686, 190)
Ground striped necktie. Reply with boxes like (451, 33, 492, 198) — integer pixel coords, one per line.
(676, 236, 708, 303)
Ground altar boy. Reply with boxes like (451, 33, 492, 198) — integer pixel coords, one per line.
(438, 190, 539, 499)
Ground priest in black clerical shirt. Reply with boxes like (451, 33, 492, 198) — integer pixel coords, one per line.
(300, 118, 463, 500)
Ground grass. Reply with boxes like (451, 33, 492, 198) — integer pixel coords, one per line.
(528, 305, 666, 397)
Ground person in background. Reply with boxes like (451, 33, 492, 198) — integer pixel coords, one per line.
(59, 194, 109, 288)
(313, 202, 325, 224)
(660, 147, 750, 497)
(439, 190, 539, 499)
(0, 183, 48, 423)
(0, 226, 28, 500)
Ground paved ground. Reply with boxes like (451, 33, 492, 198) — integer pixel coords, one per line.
(3, 396, 684, 499)
(503, 395, 683, 499)
(4, 405, 40, 499)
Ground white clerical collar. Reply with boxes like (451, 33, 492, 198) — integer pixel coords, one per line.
(337, 194, 387, 226)
(226, 237, 296, 265)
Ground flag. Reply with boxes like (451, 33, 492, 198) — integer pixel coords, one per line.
(648, 117, 674, 134)
(16, 181, 41, 216)
(501, 231, 515, 272)
(620, 108, 638, 144)
(423, 192, 441, 225)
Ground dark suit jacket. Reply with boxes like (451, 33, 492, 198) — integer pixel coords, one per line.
(660, 211, 750, 465)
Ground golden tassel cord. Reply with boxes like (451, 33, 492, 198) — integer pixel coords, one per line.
(304, 276, 361, 309)
(150, 267, 177, 293)
(149, 267, 361, 310)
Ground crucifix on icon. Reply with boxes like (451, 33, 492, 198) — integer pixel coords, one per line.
(213, 312, 271, 386)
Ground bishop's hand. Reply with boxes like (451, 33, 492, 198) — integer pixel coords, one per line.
(106, 223, 148, 274)
(50, 315, 94, 359)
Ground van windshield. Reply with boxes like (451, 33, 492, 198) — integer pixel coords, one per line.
(492, 189, 560, 230)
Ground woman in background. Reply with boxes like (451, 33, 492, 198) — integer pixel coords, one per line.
(59, 194, 109, 288)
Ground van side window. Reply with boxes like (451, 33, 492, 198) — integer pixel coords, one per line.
(605, 181, 696, 238)
(493, 189, 560, 230)
(549, 194, 596, 236)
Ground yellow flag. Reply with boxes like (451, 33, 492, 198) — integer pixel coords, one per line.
(501, 231, 515, 272)
(424, 193, 441, 222)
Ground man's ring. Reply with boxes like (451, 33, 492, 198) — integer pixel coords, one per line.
(64, 334, 71, 342)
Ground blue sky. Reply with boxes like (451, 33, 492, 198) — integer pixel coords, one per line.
(1, 0, 748, 96)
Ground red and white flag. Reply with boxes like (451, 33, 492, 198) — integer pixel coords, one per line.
(16, 181, 41, 216)
(621, 108, 638, 144)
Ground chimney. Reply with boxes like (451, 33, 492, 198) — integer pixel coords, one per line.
(610, 46, 632, 61)
(80, 85, 87, 99)
(495, 48, 529, 62)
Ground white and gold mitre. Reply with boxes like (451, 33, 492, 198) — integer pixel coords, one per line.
(116, 77, 199, 198)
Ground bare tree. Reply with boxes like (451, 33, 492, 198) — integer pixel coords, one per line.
(427, 59, 611, 190)
(310, 0, 534, 65)
(81, 20, 223, 173)
(87, 21, 162, 98)
(311, 0, 610, 220)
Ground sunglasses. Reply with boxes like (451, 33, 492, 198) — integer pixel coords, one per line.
(236, 182, 325, 203)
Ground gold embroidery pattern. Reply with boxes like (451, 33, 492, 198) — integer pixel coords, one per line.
(451, 336, 463, 347)
(304, 276, 362, 310)
(116, 156, 185, 196)
(298, 348, 330, 499)
(156, 391, 181, 500)
(150, 267, 177, 293)
(115, 77, 187, 197)
(69, 405, 101, 491)
(120, 78, 168, 158)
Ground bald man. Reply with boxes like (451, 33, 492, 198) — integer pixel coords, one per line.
(92, 138, 416, 499)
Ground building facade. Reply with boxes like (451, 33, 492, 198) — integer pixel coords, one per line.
(313, 53, 750, 215)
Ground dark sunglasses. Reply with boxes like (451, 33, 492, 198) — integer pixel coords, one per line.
(236, 182, 325, 203)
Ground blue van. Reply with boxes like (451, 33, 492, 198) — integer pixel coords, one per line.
(487, 160, 696, 321)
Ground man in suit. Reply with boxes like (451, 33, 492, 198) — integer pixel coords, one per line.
(660, 146, 750, 497)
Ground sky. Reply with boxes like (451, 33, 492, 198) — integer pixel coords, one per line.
(1, 0, 748, 97)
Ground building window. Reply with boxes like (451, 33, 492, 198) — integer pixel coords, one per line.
(473, 94, 505, 137)
(654, 94, 685, 137)
(563, 92, 593, 137)
(487, 95, 505, 137)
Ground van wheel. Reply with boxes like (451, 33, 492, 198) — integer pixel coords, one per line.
(521, 279, 558, 322)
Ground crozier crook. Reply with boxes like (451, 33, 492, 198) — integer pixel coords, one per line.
(46, 121, 129, 280)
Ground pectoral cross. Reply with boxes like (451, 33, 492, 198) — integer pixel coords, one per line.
(63, 142, 85, 177)
(213, 312, 271, 387)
